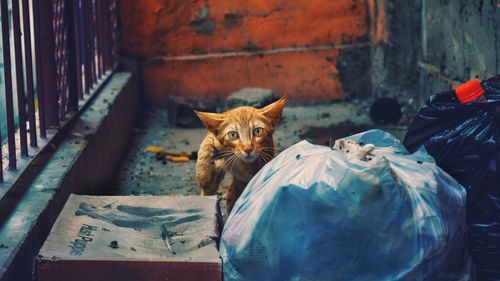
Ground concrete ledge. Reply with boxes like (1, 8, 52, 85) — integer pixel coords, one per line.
(0, 71, 140, 281)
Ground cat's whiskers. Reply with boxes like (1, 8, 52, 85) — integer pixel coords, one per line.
(260, 146, 276, 150)
(260, 146, 284, 153)
(224, 154, 238, 175)
(212, 150, 234, 160)
(257, 153, 269, 168)
(224, 156, 234, 174)
(260, 151, 273, 163)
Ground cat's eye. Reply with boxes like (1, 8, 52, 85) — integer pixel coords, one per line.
(227, 131, 239, 140)
(253, 127, 264, 137)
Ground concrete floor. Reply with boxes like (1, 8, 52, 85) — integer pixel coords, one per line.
(113, 101, 408, 218)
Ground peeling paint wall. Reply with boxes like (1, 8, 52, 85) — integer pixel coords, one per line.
(368, 0, 422, 117)
(418, 0, 500, 103)
(118, 0, 500, 107)
(367, 0, 499, 114)
(119, 0, 371, 105)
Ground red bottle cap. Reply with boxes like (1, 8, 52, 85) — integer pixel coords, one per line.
(455, 79, 484, 104)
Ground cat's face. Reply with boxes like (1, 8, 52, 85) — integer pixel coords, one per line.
(195, 97, 286, 163)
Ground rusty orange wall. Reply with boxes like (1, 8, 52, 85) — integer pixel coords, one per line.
(119, 0, 370, 105)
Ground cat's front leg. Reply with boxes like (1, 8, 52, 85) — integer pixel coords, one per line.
(196, 136, 224, 196)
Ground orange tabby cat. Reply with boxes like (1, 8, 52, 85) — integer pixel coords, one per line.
(194, 97, 286, 213)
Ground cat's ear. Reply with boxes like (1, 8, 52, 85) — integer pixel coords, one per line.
(194, 110, 225, 132)
(261, 96, 287, 126)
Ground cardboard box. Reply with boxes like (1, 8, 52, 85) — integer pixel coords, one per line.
(36, 195, 222, 281)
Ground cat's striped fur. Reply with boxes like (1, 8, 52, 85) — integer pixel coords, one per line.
(194, 97, 286, 213)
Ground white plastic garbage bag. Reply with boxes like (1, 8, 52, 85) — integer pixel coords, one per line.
(220, 129, 473, 281)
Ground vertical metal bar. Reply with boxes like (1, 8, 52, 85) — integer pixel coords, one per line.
(98, 0, 108, 70)
(83, 0, 92, 92)
(102, 0, 112, 70)
(79, 0, 89, 95)
(72, 0, 83, 100)
(38, 0, 59, 128)
(22, 0, 38, 147)
(90, 0, 96, 84)
(109, 0, 114, 68)
(95, 0, 103, 77)
(65, 0, 78, 112)
(12, 0, 29, 156)
(33, 0, 47, 138)
(1, 0, 17, 169)
(94, 0, 102, 76)
(111, 0, 117, 67)
(53, 0, 66, 119)
(93, 0, 99, 79)
(103, 0, 110, 70)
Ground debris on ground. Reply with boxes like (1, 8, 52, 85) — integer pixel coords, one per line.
(145, 146, 166, 153)
(166, 155, 190, 163)
(109, 241, 119, 249)
(145, 146, 197, 163)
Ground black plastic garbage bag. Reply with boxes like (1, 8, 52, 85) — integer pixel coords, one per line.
(404, 76, 500, 280)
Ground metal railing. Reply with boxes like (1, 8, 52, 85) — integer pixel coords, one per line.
(0, 0, 117, 183)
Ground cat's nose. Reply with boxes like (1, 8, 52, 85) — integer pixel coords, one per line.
(243, 148, 253, 155)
